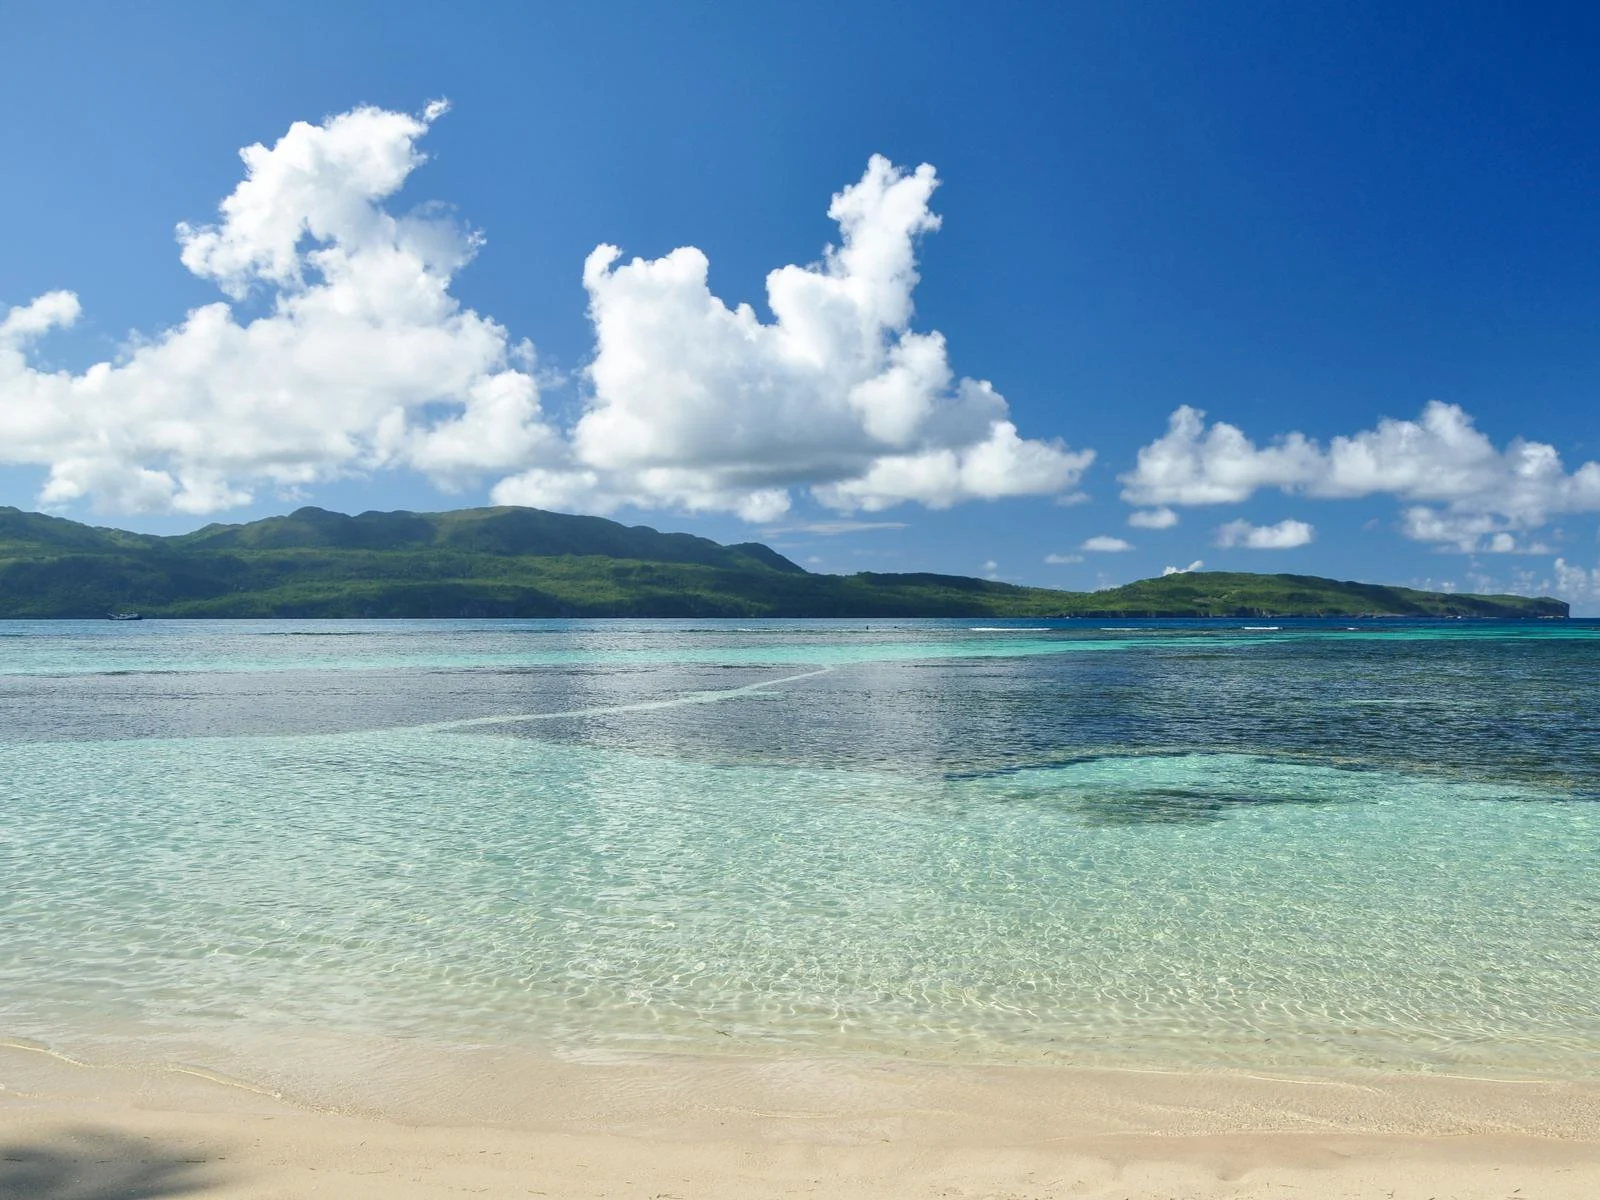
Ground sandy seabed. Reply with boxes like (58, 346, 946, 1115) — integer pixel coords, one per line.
(2, 1041, 1597, 1199)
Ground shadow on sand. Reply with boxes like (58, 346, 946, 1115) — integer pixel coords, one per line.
(0, 1127, 221, 1199)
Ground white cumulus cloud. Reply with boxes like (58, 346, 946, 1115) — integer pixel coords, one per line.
(1, 111, 1089, 523)
(1163, 559, 1204, 575)
(0, 103, 557, 514)
(1121, 403, 1600, 551)
(1082, 535, 1133, 552)
(1214, 518, 1314, 549)
(495, 154, 1092, 520)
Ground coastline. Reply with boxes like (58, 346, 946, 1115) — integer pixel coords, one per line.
(6, 620, 1597, 1195)
(5, 1040, 1598, 1198)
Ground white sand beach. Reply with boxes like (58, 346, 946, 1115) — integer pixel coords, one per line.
(4, 1041, 1597, 1198)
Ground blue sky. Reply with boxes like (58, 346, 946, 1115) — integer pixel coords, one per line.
(3, 1, 1599, 609)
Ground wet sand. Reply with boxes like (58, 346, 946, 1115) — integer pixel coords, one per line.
(3, 1041, 1597, 1198)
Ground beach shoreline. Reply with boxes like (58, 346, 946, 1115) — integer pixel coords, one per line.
(4, 1040, 1597, 1198)
(6, 620, 1598, 1195)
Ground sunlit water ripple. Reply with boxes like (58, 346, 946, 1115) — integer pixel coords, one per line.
(1, 618, 1597, 1086)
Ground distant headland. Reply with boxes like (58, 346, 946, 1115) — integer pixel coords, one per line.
(0, 504, 1567, 619)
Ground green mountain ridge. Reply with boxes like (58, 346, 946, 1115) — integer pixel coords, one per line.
(0, 504, 1568, 619)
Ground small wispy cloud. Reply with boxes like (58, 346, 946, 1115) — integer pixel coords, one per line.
(1128, 506, 1178, 529)
(1082, 535, 1133, 552)
(765, 520, 909, 536)
(1398, 510, 1550, 554)
(1215, 519, 1313, 549)
(1044, 552, 1083, 565)
(1555, 558, 1600, 601)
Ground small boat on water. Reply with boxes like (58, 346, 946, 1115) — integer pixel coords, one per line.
(106, 612, 143, 621)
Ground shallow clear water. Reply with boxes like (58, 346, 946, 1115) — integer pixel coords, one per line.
(1, 618, 1597, 1082)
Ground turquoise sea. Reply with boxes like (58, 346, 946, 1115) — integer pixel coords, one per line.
(2, 618, 1597, 1089)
